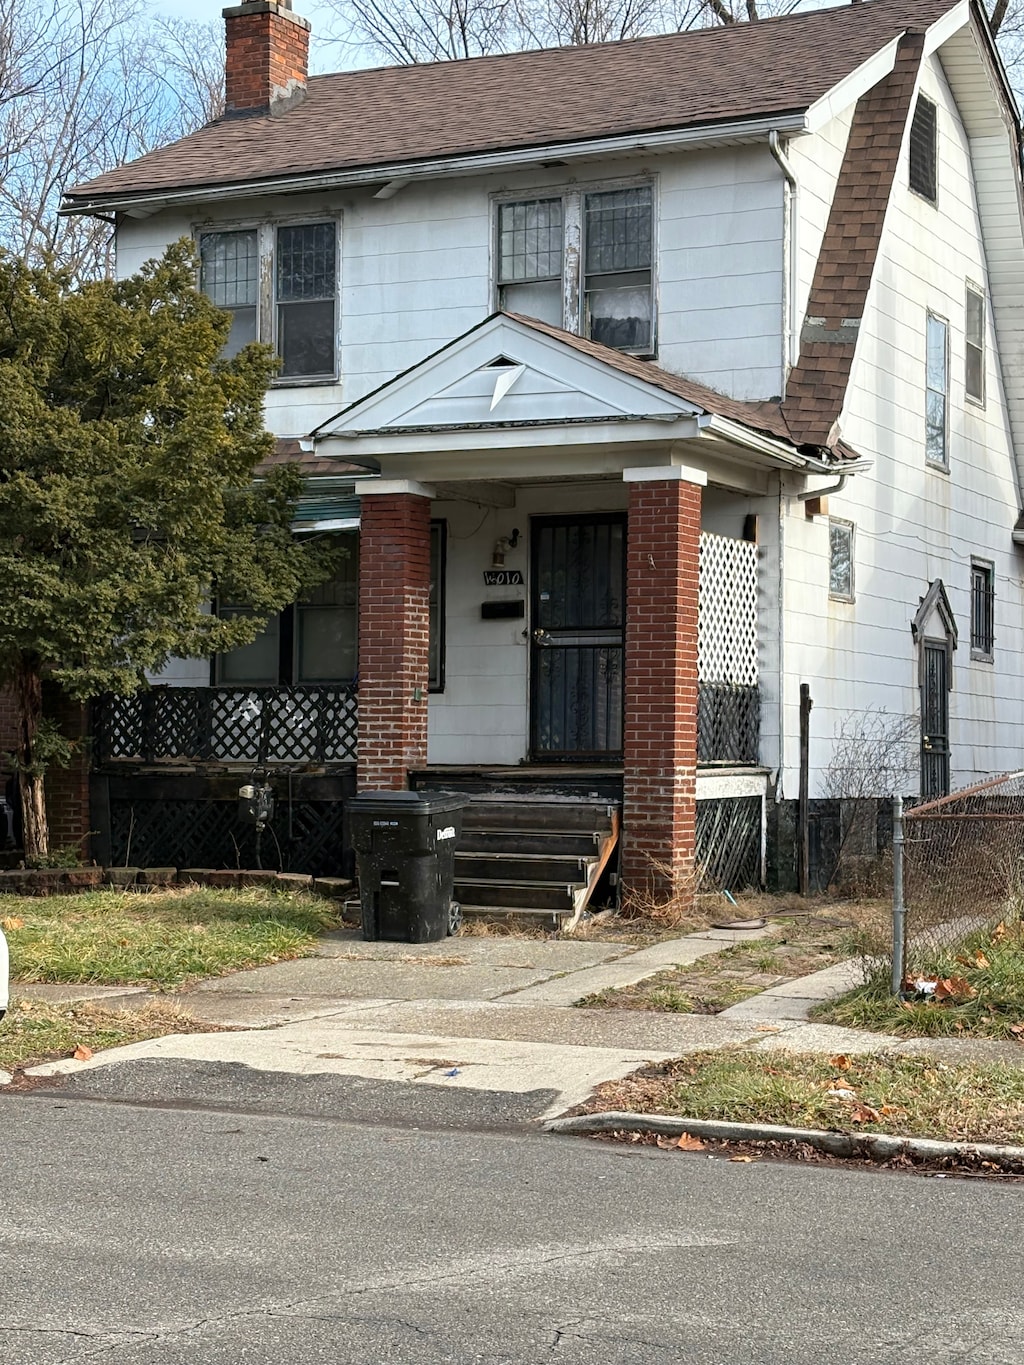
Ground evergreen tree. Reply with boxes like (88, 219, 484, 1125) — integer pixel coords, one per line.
(0, 240, 333, 858)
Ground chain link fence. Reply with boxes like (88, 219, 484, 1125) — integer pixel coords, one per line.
(892, 772, 1024, 991)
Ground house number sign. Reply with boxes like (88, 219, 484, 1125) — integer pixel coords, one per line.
(483, 569, 523, 586)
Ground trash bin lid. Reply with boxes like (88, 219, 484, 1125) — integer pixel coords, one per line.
(349, 790, 467, 815)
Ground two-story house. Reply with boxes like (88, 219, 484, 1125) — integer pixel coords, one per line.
(62, 0, 1024, 912)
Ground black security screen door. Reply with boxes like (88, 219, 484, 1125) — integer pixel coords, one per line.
(530, 514, 625, 759)
(921, 641, 950, 799)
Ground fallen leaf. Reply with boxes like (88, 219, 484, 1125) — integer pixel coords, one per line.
(830, 1054, 852, 1071)
(974, 950, 991, 969)
(656, 1135, 677, 1149)
(992, 921, 1008, 942)
(755, 1025, 781, 1033)
(850, 1103, 880, 1123)
(72, 1045, 93, 1061)
(1009, 1023, 1024, 1038)
(676, 1133, 705, 1151)
(729, 1155, 756, 1163)
(1, 915, 24, 931)
(934, 975, 976, 1002)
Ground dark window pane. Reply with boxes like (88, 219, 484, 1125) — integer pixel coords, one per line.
(276, 223, 336, 301)
(971, 563, 994, 656)
(584, 187, 652, 274)
(216, 608, 279, 684)
(278, 299, 336, 377)
(586, 277, 651, 350)
(298, 606, 356, 681)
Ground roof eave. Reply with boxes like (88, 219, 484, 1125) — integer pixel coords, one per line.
(61, 111, 810, 218)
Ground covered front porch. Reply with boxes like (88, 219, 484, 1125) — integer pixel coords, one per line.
(89, 312, 838, 895)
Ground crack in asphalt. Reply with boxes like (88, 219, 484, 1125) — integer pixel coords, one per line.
(16, 1235, 729, 1363)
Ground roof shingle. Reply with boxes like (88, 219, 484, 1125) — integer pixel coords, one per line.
(69, 0, 957, 203)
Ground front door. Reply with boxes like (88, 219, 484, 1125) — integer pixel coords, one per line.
(530, 514, 625, 759)
(921, 641, 950, 798)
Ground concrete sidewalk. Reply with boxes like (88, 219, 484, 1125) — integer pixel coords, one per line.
(18, 922, 1024, 1116)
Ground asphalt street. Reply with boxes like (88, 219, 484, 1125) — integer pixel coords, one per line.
(4, 1061, 1024, 1365)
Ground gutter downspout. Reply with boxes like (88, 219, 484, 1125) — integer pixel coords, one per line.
(796, 472, 850, 501)
(769, 130, 799, 376)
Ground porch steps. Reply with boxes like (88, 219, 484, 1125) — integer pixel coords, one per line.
(446, 796, 620, 931)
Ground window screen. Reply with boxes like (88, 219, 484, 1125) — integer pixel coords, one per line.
(199, 230, 258, 357)
(910, 97, 937, 203)
(276, 223, 337, 379)
(583, 186, 653, 351)
(966, 285, 985, 404)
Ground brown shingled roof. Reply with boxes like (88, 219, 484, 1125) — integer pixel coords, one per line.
(508, 313, 796, 446)
(782, 29, 925, 447)
(69, 0, 957, 203)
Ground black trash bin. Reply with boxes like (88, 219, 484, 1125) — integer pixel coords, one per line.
(349, 791, 466, 942)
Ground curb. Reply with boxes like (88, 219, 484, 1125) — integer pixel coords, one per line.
(543, 1111, 1024, 1171)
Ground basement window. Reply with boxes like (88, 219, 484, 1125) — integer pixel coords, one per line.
(909, 96, 938, 204)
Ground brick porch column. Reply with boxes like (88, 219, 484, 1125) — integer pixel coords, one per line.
(621, 464, 706, 896)
(356, 481, 434, 791)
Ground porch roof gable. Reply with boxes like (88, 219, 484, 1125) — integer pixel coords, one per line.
(310, 313, 805, 458)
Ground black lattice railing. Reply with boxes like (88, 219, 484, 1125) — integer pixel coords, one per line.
(697, 682, 760, 765)
(93, 685, 358, 768)
(107, 797, 351, 878)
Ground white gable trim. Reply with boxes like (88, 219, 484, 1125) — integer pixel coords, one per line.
(314, 314, 704, 440)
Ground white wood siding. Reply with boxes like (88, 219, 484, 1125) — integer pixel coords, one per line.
(115, 144, 786, 427)
(779, 53, 1024, 799)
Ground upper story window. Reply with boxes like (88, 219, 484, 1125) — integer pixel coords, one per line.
(199, 220, 338, 383)
(909, 96, 937, 203)
(495, 183, 654, 354)
(497, 199, 564, 327)
(925, 311, 948, 469)
(965, 283, 985, 405)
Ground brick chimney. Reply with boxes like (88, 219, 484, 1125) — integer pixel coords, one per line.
(222, 0, 310, 118)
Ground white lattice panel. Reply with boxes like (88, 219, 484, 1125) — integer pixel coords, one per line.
(699, 532, 759, 685)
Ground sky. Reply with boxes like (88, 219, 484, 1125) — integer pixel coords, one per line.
(153, 1, 364, 73)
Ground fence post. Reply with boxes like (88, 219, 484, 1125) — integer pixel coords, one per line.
(891, 794, 905, 995)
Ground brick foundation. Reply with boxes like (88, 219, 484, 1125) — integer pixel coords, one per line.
(357, 490, 432, 791)
(223, 0, 310, 116)
(622, 471, 703, 895)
